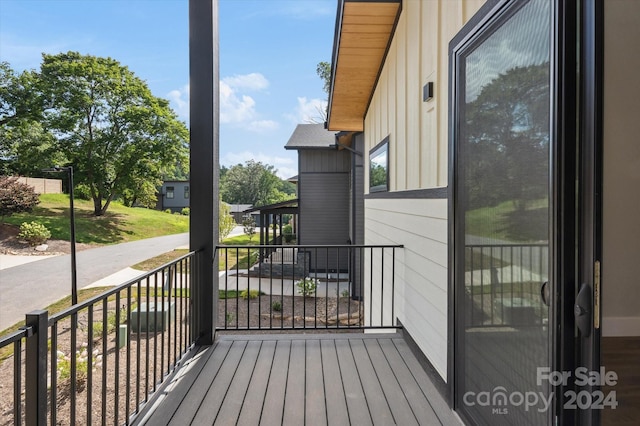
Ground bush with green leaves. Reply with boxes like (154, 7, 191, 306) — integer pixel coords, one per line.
(271, 301, 282, 312)
(181, 207, 190, 216)
(0, 176, 40, 218)
(74, 183, 93, 200)
(240, 289, 260, 300)
(283, 224, 294, 242)
(296, 277, 318, 297)
(164, 208, 172, 214)
(18, 221, 51, 246)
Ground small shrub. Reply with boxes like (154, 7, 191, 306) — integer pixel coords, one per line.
(283, 224, 294, 242)
(164, 208, 172, 214)
(341, 289, 350, 298)
(271, 301, 282, 312)
(18, 221, 51, 246)
(0, 176, 39, 218)
(181, 207, 190, 216)
(240, 289, 260, 300)
(56, 343, 100, 389)
(296, 277, 318, 297)
(242, 216, 256, 242)
(74, 183, 93, 200)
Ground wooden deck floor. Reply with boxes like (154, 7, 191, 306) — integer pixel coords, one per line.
(135, 333, 460, 425)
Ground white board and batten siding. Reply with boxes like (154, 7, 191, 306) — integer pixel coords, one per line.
(362, 0, 485, 383)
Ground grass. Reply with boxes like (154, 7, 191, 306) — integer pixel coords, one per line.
(465, 198, 548, 242)
(2, 193, 189, 244)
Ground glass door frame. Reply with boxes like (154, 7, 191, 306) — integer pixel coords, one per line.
(447, 0, 594, 424)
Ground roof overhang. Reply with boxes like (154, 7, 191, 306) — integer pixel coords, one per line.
(326, 0, 402, 132)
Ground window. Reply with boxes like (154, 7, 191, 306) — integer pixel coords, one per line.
(184, 186, 190, 199)
(369, 137, 389, 192)
(166, 186, 175, 199)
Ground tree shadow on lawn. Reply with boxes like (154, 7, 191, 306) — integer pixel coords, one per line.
(501, 206, 548, 242)
(35, 206, 131, 244)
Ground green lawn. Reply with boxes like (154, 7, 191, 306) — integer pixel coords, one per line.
(465, 198, 548, 242)
(3, 193, 189, 244)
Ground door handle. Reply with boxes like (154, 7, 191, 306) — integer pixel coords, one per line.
(574, 283, 592, 337)
(540, 281, 551, 306)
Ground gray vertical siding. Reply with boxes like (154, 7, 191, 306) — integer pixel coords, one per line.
(352, 133, 365, 298)
(299, 150, 351, 173)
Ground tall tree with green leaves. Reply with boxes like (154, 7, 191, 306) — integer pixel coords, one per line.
(0, 61, 61, 175)
(39, 52, 188, 216)
(220, 160, 293, 207)
(316, 61, 331, 95)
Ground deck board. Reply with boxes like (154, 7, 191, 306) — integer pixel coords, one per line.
(321, 340, 351, 425)
(283, 339, 306, 425)
(259, 340, 290, 425)
(305, 339, 328, 425)
(236, 340, 276, 426)
(363, 338, 419, 425)
(334, 338, 373, 425)
(215, 340, 262, 425)
(136, 333, 459, 426)
(348, 338, 395, 425)
(165, 339, 232, 425)
(191, 340, 247, 424)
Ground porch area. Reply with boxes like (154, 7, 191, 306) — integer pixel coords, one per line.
(135, 332, 459, 426)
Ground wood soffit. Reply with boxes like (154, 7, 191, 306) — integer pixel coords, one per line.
(328, 0, 401, 132)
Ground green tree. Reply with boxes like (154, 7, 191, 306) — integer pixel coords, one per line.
(219, 199, 235, 242)
(39, 52, 188, 216)
(0, 62, 59, 175)
(220, 160, 293, 207)
(465, 64, 550, 211)
(316, 61, 331, 95)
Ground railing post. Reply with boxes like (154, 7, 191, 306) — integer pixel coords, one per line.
(25, 310, 47, 426)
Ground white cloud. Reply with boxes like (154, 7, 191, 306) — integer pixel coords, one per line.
(221, 151, 296, 179)
(248, 120, 279, 132)
(168, 73, 277, 127)
(222, 73, 269, 91)
(167, 84, 190, 121)
(286, 97, 327, 124)
(220, 80, 257, 124)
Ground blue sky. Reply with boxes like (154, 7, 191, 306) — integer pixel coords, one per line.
(0, 0, 336, 179)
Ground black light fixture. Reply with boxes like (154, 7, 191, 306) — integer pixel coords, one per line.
(423, 81, 434, 102)
(42, 166, 78, 305)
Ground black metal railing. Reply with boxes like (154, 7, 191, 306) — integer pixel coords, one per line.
(215, 244, 403, 331)
(465, 244, 549, 327)
(0, 251, 196, 425)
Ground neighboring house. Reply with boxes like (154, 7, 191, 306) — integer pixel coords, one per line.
(228, 204, 252, 224)
(157, 180, 189, 212)
(284, 123, 364, 275)
(326, 0, 638, 425)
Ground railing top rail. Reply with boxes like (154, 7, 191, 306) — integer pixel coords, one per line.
(465, 243, 548, 248)
(215, 244, 404, 250)
(0, 327, 30, 349)
(49, 250, 197, 325)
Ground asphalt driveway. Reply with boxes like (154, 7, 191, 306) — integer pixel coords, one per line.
(0, 233, 189, 331)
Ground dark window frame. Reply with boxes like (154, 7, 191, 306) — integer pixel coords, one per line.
(184, 186, 190, 199)
(369, 136, 390, 193)
(166, 186, 175, 199)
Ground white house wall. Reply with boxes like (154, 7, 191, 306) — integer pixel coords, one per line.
(363, 0, 484, 383)
(602, 0, 640, 336)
